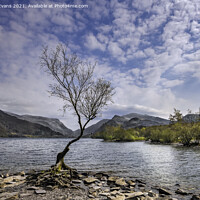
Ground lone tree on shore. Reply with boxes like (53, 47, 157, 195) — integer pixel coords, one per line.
(40, 44, 114, 170)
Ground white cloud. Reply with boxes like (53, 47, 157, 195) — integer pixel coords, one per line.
(84, 33, 105, 51)
(162, 79, 184, 88)
(97, 33, 109, 44)
(190, 20, 200, 37)
(98, 25, 112, 33)
(132, 50, 146, 59)
(183, 49, 200, 61)
(144, 48, 155, 57)
(108, 41, 124, 58)
(87, 0, 109, 20)
(132, 0, 154, 11)
(172, 61, 200, 78)
(51, 13, 76, 31)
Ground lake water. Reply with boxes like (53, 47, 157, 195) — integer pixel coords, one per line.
(0, 138, 200, 191)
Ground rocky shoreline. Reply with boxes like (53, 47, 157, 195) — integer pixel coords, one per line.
(0, 169, 200, 200)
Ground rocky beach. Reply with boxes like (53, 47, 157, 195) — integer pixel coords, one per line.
(0, 169, 200, 200)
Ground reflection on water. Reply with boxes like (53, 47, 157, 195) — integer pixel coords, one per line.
(0, 138, 200, 190)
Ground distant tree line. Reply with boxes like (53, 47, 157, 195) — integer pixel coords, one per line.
(92, 126, 145, 142)
(93, 108, 200, 146)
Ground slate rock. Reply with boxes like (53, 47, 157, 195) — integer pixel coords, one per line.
(192, 194, 200, 200)
(83, 177, 98, 184)
(27, 186, 40, 190)
(110, 187, 121, 191)
(19, 171, 25, 176)
(0, 192, 19, 200)
(125, 191, 145, 199)
(35, 189, 46, 194)
(108, 176, 118, 182)
(127, 180, 136, 187)
(158, 188, 172, 195)
(115, 178, 128, 187)
(72, 179, 82, 184)
(19, 193, 32, 198)
(99, 192, 110, 197)
(3, 177, 13, 183)
(148, 191, 158, 197)
(108, 194, 125, 200)
(175, 188, 189, 195)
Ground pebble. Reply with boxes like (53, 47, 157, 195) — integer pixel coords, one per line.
(35, 189, 47, 194)
(192, 194, 200, 200)
(72, 179, 82, 184)
(158, 187, 172, 195)
(19, 193, 32, 197)
(115, 178, 128, 187)
(0, 192, 19, 199)
(175, 188, 189, 195)
(125, 191, 145, 199)
(83, 177, 98, 184)
(27, 186, 40, 190)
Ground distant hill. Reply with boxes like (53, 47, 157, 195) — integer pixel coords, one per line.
(94, 113, 170, 133)
(0, 109, 170, 138)
(74, 119, 109, 137)
(7, 113, 74, 137)
(183, 114, 200, 123)
(75, 113, 170, 137)
(0, 110, 73, 138)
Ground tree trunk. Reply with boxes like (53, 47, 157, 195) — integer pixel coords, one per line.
(55, 148, 70, 170)
(55, 129, 84, 171)
(54, 116, 90, 172)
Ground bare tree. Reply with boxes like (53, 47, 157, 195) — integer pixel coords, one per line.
(40, 44, 114, 170)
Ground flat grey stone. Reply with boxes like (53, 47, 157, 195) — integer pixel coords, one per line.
(0, 192, 19, 199)
(20, 193, 32, 197)
(158, 188, 172, 195)
(27, 186, 40, 190)
(83, 177, 98, 184)
(35, 189, 46, 194)
(72, 179, 82, 184)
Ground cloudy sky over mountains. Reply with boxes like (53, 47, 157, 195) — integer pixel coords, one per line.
(0, 0, 200, 130)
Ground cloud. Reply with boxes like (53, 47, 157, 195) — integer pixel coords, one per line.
(161, 79, 184, 88)
(92, 61, 187, 120)
(144, 48, 155, 57)
(172, 61, 200, 78)
(133, 50, 146, 59)
(132, 0, 154, 11)
(1, 0, 200, 130)
(84, 33, 106, 51)
(108, 41, 125, 61)
(191, 20, 200, 37)
(98, 25, 112, 33)
(97, 33, 109, 44)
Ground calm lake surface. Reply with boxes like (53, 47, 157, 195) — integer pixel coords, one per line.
(0, 138, 200, 190)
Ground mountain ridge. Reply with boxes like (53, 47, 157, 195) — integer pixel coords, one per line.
(0, 110, 73, 138)
(0, 109, 170, 138)
(73, 113, 170, 136)
(94, 113, 170, 134)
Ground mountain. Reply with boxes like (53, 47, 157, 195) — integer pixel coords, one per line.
(7, 113, 74, 137)
(0, 109, 170, 138)
(74, 113, 170, 137)
(95, 113, 170, 133)
(183, 114, 200, 123)
(0, 110, 73, 138)
(74, 119, 109, 137)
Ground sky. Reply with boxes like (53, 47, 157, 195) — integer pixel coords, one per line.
(0, 0, 200, 130)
